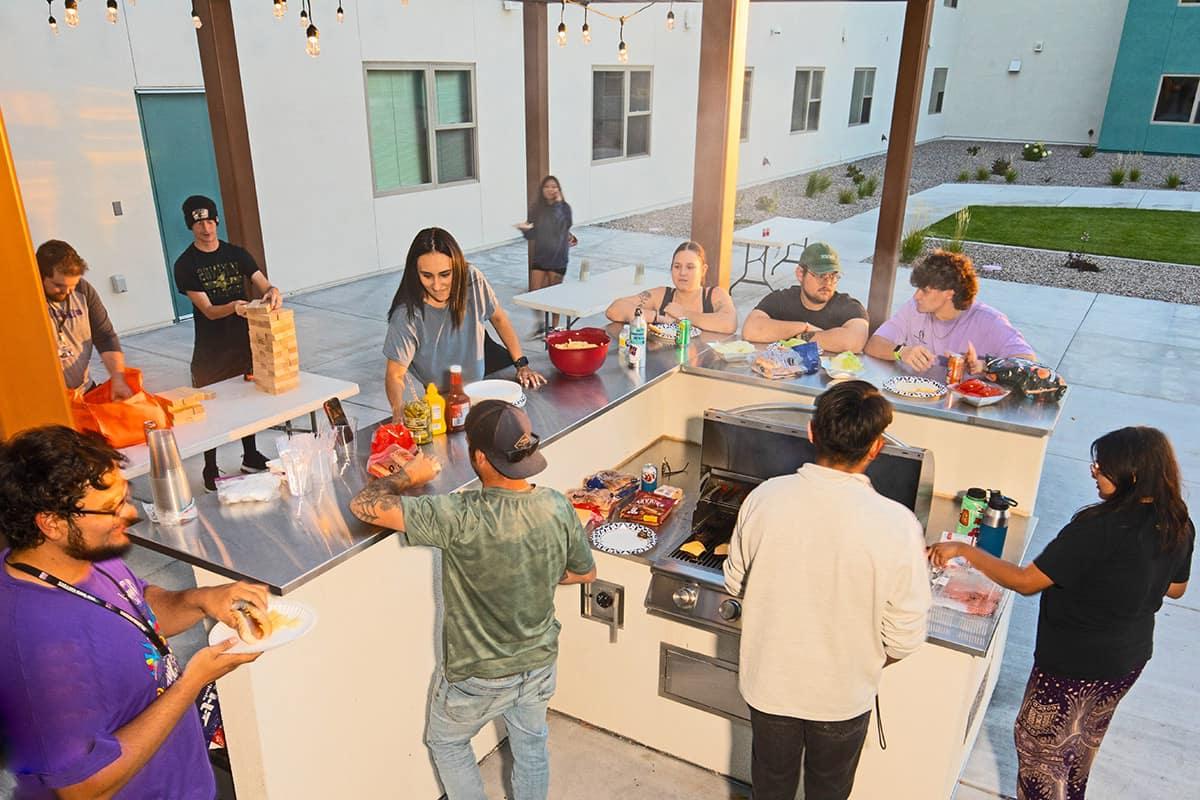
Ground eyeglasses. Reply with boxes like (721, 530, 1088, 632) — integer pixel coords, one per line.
(505, 433, 541, 463)
(72, 497, 137, 522)
(805, 270, 840, 285)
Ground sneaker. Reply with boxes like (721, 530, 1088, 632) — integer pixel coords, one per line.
(203, 465, 221, 493)
(241, 451, 270, 474)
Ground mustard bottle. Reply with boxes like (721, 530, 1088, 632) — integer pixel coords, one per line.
(426, 383, 447, 436)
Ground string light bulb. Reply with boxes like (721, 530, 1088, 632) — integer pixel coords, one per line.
(581, 4, 591, 45)
(336, 3, 344, 23)
(273, 0, 285, 20)
(192, 5, 202, 28)
(64, 0, 79, 27)
(617, 18, 628, 63)
(106, 0, 118, 24)
(47, 0, 58, 35)
(306, 22, 320, 57)
(300, 7, 308, 27)
(666, 2, 675, 31)
(556, 2, 567, 47)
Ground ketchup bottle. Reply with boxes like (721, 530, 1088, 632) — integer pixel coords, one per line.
(446, 365, 471, 433)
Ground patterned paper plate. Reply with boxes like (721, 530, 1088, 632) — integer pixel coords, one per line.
(591, 522, 657, 555)
(883, 375, 947, 400)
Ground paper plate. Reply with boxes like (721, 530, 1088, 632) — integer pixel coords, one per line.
(883, 375, 947, 400)
(208, 598, 317, 654)
(464, 379, 527, 408)
(821, 357, 865, 381)
(591, 522, 657, 555)
(649, 322, 702, 342)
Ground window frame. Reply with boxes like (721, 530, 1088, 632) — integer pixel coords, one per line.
(848, 67, 877, 127)
(1150, 74, 1200, 126)
(944, 0, 959, 8)
(928, 67, 949, 115)
(363, 61, 480, 197)
(591, 66, 654, 164)
(789, 67, 825, 134)
(740, 67, 753, 142)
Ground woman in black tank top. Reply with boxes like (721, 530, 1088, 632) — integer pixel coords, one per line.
(604, 241, 738, 334)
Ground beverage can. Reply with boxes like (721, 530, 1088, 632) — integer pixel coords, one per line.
(641, 463, 659, 492)
(946, 353, 966, 385)
(762, 227, 771, 238)
(676, 318, 691, 348)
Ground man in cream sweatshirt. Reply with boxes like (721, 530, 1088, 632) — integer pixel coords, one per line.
(724, 380, 932, 800)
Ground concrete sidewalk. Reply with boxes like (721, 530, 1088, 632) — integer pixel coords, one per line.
(66, 205, 1200, 799)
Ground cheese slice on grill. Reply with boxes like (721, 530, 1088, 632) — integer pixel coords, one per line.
(713, 543, 729, 557)
(680, 540, 707, 557)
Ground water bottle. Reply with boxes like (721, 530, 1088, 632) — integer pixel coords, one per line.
(144, 421, 193, 523)
(631, 307, 647, 349)
(977, 492, 1017, 558)
(955, 487, 988, 540)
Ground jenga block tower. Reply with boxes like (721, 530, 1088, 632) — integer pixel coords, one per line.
(245, 306, 300, 394)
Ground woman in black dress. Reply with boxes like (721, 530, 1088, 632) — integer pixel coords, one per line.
(515, 175, 574, 331)
(929, 426, 1193, 800)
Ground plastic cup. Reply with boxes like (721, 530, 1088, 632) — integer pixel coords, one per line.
(634, 263, 645, 284)
(333, 418, 357, 467)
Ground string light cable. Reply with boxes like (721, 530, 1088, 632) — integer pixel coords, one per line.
(46, 0, 58, 34)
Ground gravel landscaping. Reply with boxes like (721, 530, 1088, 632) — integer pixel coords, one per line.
(902, 240, 1200, 306)
(600, 139, 1200, 237)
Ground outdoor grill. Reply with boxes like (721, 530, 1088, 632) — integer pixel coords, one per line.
(645, 403, 935, 636)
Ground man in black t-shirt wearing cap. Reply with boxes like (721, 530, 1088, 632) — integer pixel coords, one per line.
(173, 195, 282, 491)
(741, 242, 869, 353)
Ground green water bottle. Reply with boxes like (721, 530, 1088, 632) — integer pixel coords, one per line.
(955, 487, 988, 540)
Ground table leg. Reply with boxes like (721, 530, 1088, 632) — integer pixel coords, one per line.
(730, 244, 773, 292)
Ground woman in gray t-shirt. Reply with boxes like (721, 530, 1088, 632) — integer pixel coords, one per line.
(383, 228, 546, 420)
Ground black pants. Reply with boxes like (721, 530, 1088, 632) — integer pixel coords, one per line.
(749, 705, 872, 800)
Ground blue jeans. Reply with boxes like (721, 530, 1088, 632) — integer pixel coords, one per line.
(426, 663, 557, 800)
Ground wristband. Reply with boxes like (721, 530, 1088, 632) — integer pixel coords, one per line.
(513, 356, 530, 369)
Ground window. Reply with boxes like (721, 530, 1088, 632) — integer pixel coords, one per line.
(928, 67, 949, 114)
(593, 68, 652, 161)
(365, 65, 477, 194)
(944, 0, 958, 7)
(849, 68, 876, 126)
(740, 69, 753, 141)
(1152, 75, 1200, 124)
(790, 68, 824, 132)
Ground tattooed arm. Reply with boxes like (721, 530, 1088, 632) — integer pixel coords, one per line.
(605, 287, 666, 324)
(349, 452, 441, 530)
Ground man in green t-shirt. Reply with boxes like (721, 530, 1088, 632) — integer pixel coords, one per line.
(349, 400, 596, 799)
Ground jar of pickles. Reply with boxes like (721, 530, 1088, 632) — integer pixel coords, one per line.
(404, 399, 433, 445)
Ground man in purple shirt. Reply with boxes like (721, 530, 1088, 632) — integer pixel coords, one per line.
(865, 249, 1036, 373)
(0, 426, 268, 799)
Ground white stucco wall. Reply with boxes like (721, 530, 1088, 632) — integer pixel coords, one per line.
(942, 0, 1128, 145)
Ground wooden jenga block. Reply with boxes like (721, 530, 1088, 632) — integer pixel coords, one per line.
(158, 387, 216, 412)
(254, 374, 300, 395)
(169, 404, 206, 424)
(246, 305, 301, 395)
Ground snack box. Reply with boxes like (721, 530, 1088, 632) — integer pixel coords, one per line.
(618, 491, 678, 527)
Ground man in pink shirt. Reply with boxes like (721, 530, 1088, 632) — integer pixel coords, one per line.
(865, 250, 1035, 372)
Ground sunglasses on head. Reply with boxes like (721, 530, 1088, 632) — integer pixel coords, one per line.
(504, 433, 541, 462)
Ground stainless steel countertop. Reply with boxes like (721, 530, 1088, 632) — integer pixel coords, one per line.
(127, 326, 1054, 597)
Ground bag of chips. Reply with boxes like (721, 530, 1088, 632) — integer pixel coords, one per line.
(983, 357, 1068, 402)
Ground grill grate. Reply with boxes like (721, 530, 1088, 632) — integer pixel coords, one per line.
(669, 546, 726, 571)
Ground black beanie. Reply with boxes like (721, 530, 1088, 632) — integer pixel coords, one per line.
(182, 195, 219, 229)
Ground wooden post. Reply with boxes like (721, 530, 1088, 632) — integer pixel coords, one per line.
(867, 0, 935, 330)
(523, 1, 550, 288)
(690, 0, 751, 289)
(0, 109, 72, 438)
(194, 1, 268, 276)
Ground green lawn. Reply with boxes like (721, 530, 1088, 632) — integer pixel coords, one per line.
(926, 206, 1200, 266)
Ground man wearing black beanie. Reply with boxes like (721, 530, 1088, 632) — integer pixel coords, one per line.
(174, 195, 283, 491)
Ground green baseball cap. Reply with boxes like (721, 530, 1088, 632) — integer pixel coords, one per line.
(800, 242, 841, 274)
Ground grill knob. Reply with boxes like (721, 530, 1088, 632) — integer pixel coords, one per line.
(672, 585, 699, 610)
(595, 591, 614, 609)
(718, 599, 741, 621)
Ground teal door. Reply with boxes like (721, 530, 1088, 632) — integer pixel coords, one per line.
(136, 91, 224, 320)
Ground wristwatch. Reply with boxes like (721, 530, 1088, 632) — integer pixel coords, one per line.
(800, 330, 816, 343)
(893, 344, 904, 361)
(513, 356, 530, 369)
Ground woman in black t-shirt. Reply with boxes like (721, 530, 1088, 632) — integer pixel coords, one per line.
(930, 427, 1193, 800)
(515, 175, 575, 331)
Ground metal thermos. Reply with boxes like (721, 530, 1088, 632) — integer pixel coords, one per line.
(977, 491, 1017, 558)
(144, 421, 193, 520)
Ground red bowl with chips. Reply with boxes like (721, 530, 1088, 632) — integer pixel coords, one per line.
(546, 327, 611, 377)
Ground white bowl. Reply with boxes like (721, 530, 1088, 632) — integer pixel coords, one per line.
(464, 379, 526, 408)
(951, 382, 1011, 407)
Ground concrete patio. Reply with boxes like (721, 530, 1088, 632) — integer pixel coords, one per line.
(51, 190, 1200, 798)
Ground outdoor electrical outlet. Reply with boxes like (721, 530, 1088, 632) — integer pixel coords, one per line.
(112, 201, 123, 216)
(111, 275, 128, 293)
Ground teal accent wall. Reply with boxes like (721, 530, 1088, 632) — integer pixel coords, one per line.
(1099, 0, 1200, 155)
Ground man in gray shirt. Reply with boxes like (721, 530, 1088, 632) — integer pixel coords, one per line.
(38, 240, 133, 399)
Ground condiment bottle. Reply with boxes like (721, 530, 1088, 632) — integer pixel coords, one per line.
(446, 365, 471, 433)
(631, 307, 647, 349)
(425, 383, 447, 436)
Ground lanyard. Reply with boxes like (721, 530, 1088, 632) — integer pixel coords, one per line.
(47, 295, 73, 339)
(6, 559, 171, 658)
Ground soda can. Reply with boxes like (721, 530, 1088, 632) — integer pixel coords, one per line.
(676, 317, 692, 348)
(946, 353, 966, 385)
(641, 463, 659, 492)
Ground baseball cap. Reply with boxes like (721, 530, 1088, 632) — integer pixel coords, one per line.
(464, 400, 547, 480)
(182, 195, 219, 229)
(800, 242, 841, 274)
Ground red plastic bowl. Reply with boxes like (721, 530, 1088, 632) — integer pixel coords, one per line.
(546, 327, 611, 377)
